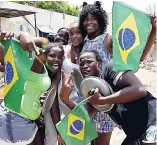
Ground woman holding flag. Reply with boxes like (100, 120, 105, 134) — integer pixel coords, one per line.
(0, 32, 65, 144)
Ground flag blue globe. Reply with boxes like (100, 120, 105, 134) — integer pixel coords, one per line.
(5, 61, 14, 84)
(118, 28, 136, 50)
(70, 120, 83, 135)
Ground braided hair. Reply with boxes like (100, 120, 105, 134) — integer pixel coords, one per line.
(79, 1, 108, 37)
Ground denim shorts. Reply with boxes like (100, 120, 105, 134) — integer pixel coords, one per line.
(0, 105, 38, 144)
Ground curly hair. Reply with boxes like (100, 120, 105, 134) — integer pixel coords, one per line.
(79, 1, 108, 37)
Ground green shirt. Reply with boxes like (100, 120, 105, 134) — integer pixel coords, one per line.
(20, 68, 51, 120)
(4, 68, 51, 120)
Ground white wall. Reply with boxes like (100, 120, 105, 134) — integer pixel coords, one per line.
(0, 2, 78, 36)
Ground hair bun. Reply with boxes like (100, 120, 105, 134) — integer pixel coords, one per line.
(83, 2, 88, 7)
(94, 1, 102, 8)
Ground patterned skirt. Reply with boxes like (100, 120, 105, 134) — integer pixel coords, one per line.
(92, 112, 116, 133)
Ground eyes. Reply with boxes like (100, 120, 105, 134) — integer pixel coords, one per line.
(84, 17, 97, 23)
(48, 53, 64, 60)
(69, 29, 81, 37)
(79, 60, 94, 67)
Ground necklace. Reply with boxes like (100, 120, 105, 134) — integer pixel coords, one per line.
(71, 45, 80, 63)
(73, 50, 80, 61)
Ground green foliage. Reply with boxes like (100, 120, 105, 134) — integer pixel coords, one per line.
(14, 1, 80, 16)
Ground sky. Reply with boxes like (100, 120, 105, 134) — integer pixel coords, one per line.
(68, 0, 157, 14)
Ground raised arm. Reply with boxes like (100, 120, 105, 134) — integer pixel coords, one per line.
(0, 31, 45, 74)
(140, 17, 156, 61)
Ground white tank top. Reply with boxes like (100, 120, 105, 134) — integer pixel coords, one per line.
(58, 45, 81, 114)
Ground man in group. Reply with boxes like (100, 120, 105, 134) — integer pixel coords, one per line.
(60, 49, 157, 145)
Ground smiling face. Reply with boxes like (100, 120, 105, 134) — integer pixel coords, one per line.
(54, 29, 69, 45)
(46, 46, 64, 74)
(83, 14, 100, 35)
(69, 25, 84, 48)
(79, 52, 100, 78)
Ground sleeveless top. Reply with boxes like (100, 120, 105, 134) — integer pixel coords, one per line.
(82, 33, 112, 71)
(58, 45, 81, 114)
(3, 67, 51, 120)
(82, 34, 116, 133)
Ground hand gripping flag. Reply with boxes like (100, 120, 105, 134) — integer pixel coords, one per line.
(112, 2, 151, 71)
(56, 103, 98, 145)
(1, 39, 34, 112)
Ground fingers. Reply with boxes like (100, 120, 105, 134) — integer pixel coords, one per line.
(27, 42, 40, 59)
(94, 88, 99, 93)
(28, 49, 33, 60)
(0, 31, 14, 40)
(66, 75, 72, 85)
(6, 32, 14, 39)
(151, 15, 156, 21)
(0, 31, 7, 40)
(93, 88, 100, 97)
(153, 17, 157, 22)
(61, 69, 66, 86)
(33, 46, 40, 55)
(0, 31, 8, 40)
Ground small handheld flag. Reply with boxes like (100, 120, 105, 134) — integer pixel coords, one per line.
(56, 103, 98, 145)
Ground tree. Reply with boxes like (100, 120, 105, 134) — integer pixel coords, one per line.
(14, 1, 80, 16)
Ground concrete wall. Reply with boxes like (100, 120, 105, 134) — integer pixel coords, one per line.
(0, 2, 78, 36)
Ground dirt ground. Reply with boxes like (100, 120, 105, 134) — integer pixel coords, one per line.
(110, 61, 156, 145)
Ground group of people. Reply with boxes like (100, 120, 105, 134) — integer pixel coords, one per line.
(0, 1, 156, 145)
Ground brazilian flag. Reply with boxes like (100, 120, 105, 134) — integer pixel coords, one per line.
(112, 2, 151, 71)
(56, 103, 98, 145)
(0, 39, 34, 112)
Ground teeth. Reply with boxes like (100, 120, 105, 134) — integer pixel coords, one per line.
(87, 26, 93, 29)
(53, 64, 59, 66)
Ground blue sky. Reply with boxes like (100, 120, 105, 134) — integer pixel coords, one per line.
(69, 0, 156, 14)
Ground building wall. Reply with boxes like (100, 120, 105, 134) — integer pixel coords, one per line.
(0, 2, 78, 36)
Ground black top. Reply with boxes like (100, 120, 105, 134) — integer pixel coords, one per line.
(102, 63, 156, 140)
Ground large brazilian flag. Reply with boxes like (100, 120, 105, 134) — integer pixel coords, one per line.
(0, 39, 34, 113)
(112, 1, 151, 71)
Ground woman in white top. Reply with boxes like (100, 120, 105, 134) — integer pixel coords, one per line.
(44, 21, 85, 145)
